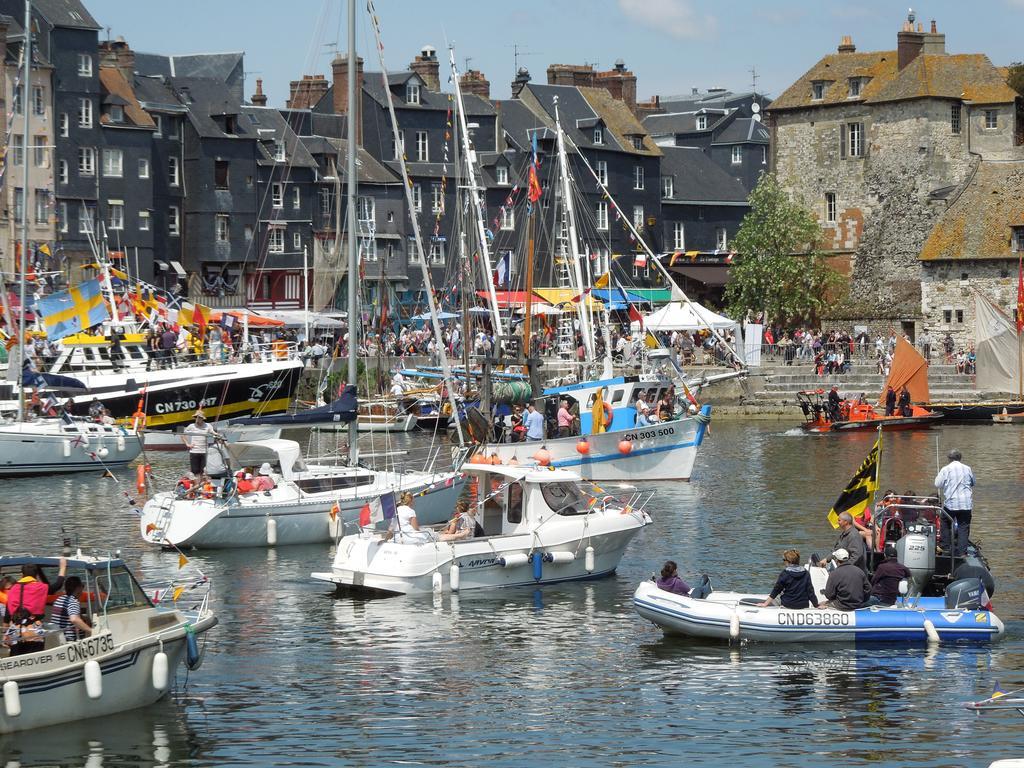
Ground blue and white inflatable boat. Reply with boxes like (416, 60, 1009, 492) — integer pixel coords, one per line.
(633, 578, 1005, 644)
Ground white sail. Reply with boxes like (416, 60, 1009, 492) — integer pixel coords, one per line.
(973, 292, 1020, 395)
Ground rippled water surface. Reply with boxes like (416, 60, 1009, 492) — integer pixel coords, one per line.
(2, 422, 1024, 767)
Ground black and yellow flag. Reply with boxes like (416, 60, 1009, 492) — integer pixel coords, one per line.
(827, 435, 881, 528)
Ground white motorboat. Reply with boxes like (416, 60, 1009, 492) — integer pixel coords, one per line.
(632, 577, 1005, 644)
(139, 439, 465, 548)
(141, 422, 282, 451)
(0, 418, 142, 476)
(0, 552, 217, 733)
(311, 463, 652, 595)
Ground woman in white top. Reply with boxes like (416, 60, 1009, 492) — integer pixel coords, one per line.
(383, 492, 432, 543)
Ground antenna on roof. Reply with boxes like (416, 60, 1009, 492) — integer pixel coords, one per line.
(509, 43, 538, 78)
(750, 66, 759, 94)
(464, 56, 472, 72)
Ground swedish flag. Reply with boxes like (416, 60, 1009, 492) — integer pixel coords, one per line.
(827, 434, 881, 528)
(37, 279, 110, 340)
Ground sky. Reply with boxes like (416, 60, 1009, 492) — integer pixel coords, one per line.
(89, 0, 1024, 106)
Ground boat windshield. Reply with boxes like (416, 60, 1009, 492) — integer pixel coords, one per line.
(92, 565, 153, 613)
(541, 482, 588, 516)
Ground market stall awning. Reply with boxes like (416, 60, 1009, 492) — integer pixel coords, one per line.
(257, 310, 344, 328)
(208, 309, 285, 327)
(533, 288, 602, 308)
(626, 288, 672, 304)
(475, 290, 537, 308)
(644, 301, 736, 331)
(589, 288, 649, 305)
(669, 265, 730, 287)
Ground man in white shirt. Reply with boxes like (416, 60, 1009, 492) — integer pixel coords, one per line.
(525, 403, 545, 441)
(181, 412, 218, 475)
(934, 449, 975, 556)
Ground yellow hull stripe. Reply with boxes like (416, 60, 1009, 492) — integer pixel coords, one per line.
(140, 396, 293, 429)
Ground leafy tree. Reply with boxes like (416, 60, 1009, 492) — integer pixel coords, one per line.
(724, 173, 840, 325)
(1008, 62, 1024, 97)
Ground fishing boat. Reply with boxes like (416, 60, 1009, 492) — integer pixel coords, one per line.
(139, 439, 465, 548)
(632, 578, 1004, 643)
(310, 463, 652, 596)
(0, 417, 142, 476)
(0, 552, 217, 734)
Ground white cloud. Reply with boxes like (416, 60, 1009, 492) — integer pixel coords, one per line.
(617, 0, 717, 40)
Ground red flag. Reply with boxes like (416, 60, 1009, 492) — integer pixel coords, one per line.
(628, 304, 644, 328)
(528, 164, 542, 203)
(1017, 255, 1024, 334)
(633, 253, 648, 268)
(358, 503, 371, 527)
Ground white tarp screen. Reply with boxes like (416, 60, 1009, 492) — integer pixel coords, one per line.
(744, 323, 763, 367)
(974, 293, 1020, 395)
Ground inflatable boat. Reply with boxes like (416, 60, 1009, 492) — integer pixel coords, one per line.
(633, 577, 1005, 644)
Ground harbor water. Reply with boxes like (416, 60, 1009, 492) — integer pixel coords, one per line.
(2, 422, 1024, 767)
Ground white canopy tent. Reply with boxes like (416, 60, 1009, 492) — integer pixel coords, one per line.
(644, 301, 736, 331)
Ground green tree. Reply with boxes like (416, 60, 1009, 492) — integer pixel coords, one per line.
(724, 173, 839, 325)
(1008, 62, 1024, 97)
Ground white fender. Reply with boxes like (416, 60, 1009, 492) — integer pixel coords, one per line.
(266, 517, 278, 546)
(328, 511, 341, 539)
(548, 551, 575, 564)
(152, 651, 169, 691)
(450, 564, 460, 592)
(499, 553, 529, 568)
(432, 572, 443, 592)
(729, 611, 740, 640)
(3, 680, 20, 717)
(62, 439, 71, 458)
(584, 545, 595, 573)
(116, 434, 126, 452)
(84, 659, 103, 699)
(97, 446, 109, 459)
(923, 618, 940, 643)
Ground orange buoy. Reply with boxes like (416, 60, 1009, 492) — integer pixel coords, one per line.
(533, 448, 551, 466)
(136, 465, 147, 494)
(576, 438, 590, 455)
(618, 440, 633, 455)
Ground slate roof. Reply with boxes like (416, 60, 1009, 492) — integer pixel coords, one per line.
(242, 106, 317, 168)
(919, 162, 1024, 262)
(769, 51, 899, 111)
(169, 77, 258, 139)
(496, 98, 548, 153)
(321, 138, 401, 185)
(133, 75, 188, 112)
(99, 67, 156, 129)
(32, 0, 98, 30)
(869, 54, 1018, 105)
(136, 52, 245, 103)
(360, 71, 495, 115)
(711, 117, 770, 145)
(659, 90, 760, 113)
(659, 146, 750, 204)
(579, 87, 660, 156)
(642, 110, 728, 135)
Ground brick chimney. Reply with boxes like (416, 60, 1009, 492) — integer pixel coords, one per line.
(331, 54, 363, 143)
(837, 35, 856, 54)
(595, 59, 637, 112)
(409, 45, 439, 91)
(250, 78, 267, 107)
(897, 11, 925, 70)
(547, 63, 595, 87)
(287, 74, 329, 110)
(635, 95, 662, 120)
(511, 67, 531, 98)
(98, 37, 136, 78)
(460, 69, 490, 100)
(922, 20, 946, 55)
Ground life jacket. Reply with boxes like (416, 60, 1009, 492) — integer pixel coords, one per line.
(7, 579, 48, 617)
(236, 478, 256, 493)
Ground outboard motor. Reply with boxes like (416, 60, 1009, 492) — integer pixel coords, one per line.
(896, 522, 936, 595)
(944, 578, 988, 610)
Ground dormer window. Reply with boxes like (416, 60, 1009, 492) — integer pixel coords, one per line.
(108, 105, 124, 123)
(812, 82, 826, 101)
(224, 114, 237, 135)
(848, 78, 863, 98)
(496, 165, 509, 185)
(406, 83, 421, 105)
(593, 127, 604, 144)
(631, 135, 644, 150)
(696, 115, 707, 130)
(274, 140, 286, 162)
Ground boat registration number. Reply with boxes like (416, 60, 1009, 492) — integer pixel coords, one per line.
(154, 396, 218, 415)
(777, 612, 851, 627)
(622, 426, 675, 442)
(0, 632, 115, 672)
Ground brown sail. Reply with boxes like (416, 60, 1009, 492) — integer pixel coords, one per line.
(879, 337, 930, 404)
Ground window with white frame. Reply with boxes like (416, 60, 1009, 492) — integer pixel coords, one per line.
(138, 158, 149, 178)
(361, 237, 377, 261)
(731, 145, 743, 164)
(633, 165, 644, 190)
(244, 225, 253, 241)
(595, 160, 608, 187)
(79, 202, 95, 234)
(58, 202, 68, 232)
(8, 135, 22, 165)
(429, 239, 445, 264)
(847, 122, 864, 157)
(102, 149, 123, 177)
(268, 227, 285, 252)
(272, 183, 284, 208)
(672, 222, 685, 250)
(632, 205, 644, 228)
(406, 83, 421, 104)
(848, 78, 862, 98)
(431, 182, 443, 213)
(696, 115, 707, 130)
(32, 86, 44, 115)
(292, 186, 301, 209)
(138, 210, 150, 231)
(392, 130, 404, 160)
(985, 110, 998, 130)
(58, 159, 68, 184)
(716, 228, 728, 250)
(593, 127, 604, 144)
(416, 131, 429, 162)
(358, 195, 375, 225)
(108, 202, 124, 230)
(168, 156, 180, 186)
(596, 201, 608, 230)
(168, 206, 180, 236)
(273, 141, 285, 162)
(825, 192, 837, 224)
(215, 214, 229, 242)
(319, 188, 333, 218)
(153, 115, 162, 137)
(78, 147, 95, 176)
(59, 113, 68, 137)
(496, 165, 509, 185)
(108, 105, 124, 123)
(78, 54, 92, 77)
(412, 184, 422, 212)
(408, 236, 421, 264)
(500, 206, 515, 230)
(78, 98, 92, 128)
(293, 231, 302, 250)
(32, 136, 46, 167)
(631, 135, 643, 150)
(662, 176, 673, 198)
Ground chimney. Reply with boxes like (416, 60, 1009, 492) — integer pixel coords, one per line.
(897, 10, 924, 70)
(287, 74, 329, 110)
(460, 69, 490, 100)
(511, 66, 531, 98)
(595, 59, 637, 112)
(838, 35, 856, 54)
(99, 37, 136, 78)
(922, 20, 946, 55)
(546, 63, 595, 87)
(331, 54, 363, 144)
(409, 45, 439, 91)
(251, 78, 267, 107)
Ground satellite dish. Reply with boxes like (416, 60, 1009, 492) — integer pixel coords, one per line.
(751, 103, 761, 114)
(752, 113, 762, 123)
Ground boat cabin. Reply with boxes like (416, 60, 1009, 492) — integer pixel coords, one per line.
(48, 333, 152, 375)
(223, 439, 379, 493)
(543, 374, 678, 432)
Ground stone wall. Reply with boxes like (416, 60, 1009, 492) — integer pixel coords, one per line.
(921, 260, 1019, 349)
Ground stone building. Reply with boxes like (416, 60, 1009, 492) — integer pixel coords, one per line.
(766, 14, 1023, 337)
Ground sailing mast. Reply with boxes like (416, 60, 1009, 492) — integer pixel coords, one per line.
(15, 0, 31, 421)
(345, 0, 358, 465)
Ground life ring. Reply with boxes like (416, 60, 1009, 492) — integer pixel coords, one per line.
(600, 401, 613, 427)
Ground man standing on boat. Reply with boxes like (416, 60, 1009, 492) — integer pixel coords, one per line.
(525, 403, 545, 441)
(182, 411, 219, 475)
(832, 512, 866, 572)
(935, 449, 974, 557)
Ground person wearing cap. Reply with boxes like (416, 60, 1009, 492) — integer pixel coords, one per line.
(827, 386, 842, 422)
(935, 449, 975, 556)
(819, 548, 870, 611)
(181, 412, 217, 475)
(832, 511, 866, 572)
